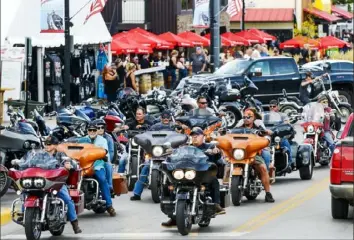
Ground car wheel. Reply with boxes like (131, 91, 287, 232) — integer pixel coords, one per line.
(331, 196, 348, 219)
(337, 90, 351, 104)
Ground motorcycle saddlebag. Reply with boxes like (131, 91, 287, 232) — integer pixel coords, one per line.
(69, 189, 85, 215)
(112, 173, 128, 196)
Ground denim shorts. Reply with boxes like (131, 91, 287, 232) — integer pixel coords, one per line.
(254, 155, 265, 165)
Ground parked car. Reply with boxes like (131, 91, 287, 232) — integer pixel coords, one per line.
(178, 57, 353, 106)
(330, 113, 354, 219)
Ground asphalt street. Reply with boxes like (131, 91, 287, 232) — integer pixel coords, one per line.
(1, 122, 353, 239)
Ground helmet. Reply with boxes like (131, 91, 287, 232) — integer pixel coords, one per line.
(87, 122, 97, 130)
(93, 119, 106, 127)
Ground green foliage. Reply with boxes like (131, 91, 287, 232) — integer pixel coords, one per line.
(294, 15, 318, 39)
(332, 0, 353, 4)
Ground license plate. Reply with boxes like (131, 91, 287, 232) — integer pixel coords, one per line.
(177, 192, 189, 200)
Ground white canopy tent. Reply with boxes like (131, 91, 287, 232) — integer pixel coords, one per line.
(4, 0, 112, 47)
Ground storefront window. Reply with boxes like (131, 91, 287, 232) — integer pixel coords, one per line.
(181, 0, 193, 11)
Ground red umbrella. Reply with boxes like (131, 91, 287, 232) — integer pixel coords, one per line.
(177, 31, 210, 46)
(112, 33, 152, 54)
(158, 32, 194, 47)
(204, 33, 234, 47)
(234, 31, 265, 44)
(248, 28, 276, 41)
(221, 32, 249, 46)
(128, 28, 174, 49)
(279, 37, 321, 49)
(318, 36, 351, 49)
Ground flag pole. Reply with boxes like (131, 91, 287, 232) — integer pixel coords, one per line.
(64, 0, 71, 106)
(241, 0, 245, 30)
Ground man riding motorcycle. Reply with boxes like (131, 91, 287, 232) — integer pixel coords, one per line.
(189, 96, 214, 116)
(161, 127, 226, 228)
(149, 110, 175, 131)
(78, 123, 116, 216)
(235, 108, 275, 203)
(93, 119, 115, 196)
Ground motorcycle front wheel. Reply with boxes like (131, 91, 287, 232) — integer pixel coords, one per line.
(150, 169, 162, 203)
(231, 176, 244, 206)
(127, 155, 138, 191)
(25, 208, 42, 240)
(337, 104, 352, 124)
(0, 172, 11, 198)
(176, 200, 192, 236)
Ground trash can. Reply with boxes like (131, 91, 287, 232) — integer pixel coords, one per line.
(5, 99, 47, 117)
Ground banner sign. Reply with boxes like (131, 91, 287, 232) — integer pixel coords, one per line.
(192, 0, 210, 28)
(40, 0, 64, 33)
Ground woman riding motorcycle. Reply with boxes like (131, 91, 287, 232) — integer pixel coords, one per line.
(235, 108, 275, 203)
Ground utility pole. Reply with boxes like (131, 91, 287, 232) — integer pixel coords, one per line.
(64, 0, 71, 106)
(24, 38, 32, 119)
(209, 0, 220, 72)
(242, 0, 245, 30)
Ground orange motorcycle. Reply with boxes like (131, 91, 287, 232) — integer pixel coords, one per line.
(216, 129, 270, 206)
(57, 143, 128, 213)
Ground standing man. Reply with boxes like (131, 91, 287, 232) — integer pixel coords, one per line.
(191, 47, 206, 74)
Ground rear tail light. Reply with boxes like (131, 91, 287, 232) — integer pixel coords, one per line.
(330, 147, 342, 184)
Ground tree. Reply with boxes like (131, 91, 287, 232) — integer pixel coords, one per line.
(294, 15, 318, 39)
(332, 0, 353, 4)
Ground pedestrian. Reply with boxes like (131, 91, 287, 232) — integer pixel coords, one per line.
(273, 48, 280, 56)
(169, 50, 179, 89)
(222, 49, 234, 64)
(203, 49, 211, 71)
(177, 52, 188, 80)
(244, 48, 253, 59)
(133, 56, 141, 70)
(102, 64, 119, 102)
(252, 44, 262, 58)
(115, 58, 126, 88)
(191, 46, 206, 74)
(125, 63, 138, 92)
(260, 44, 269, 57)
(299, 44, 310, 65)
(140, 54, 150, 69)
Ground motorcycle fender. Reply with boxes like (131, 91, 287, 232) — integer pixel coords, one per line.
(296, 144, 313, 168)
(24, 195, 41, 208)
(303, 138, 314, 145)
(232, 167, 243, 176)
(176, 192, 190, 200)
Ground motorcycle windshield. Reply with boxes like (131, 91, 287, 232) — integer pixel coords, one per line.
(74, 109, 91, 122)
(302, 102, 325, 123)
(18, 150, 59, 170)
(15, 122, 38, 136)
(165, 146, 210, 171)
(262, 112, 284, 127)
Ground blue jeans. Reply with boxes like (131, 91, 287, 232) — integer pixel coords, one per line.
(133, 164, 150, 196)
(105, 162, 113, 189)
(323, 131, 335, 153)
(169, 69, 176, 89)
(118, 159, 126, 174)
(281, 138, 293, 165)
(57, 185, 77, 222)
(179, 69, 188, 80)
(261, 149, 271, 170)
(94, 168, 112, 207)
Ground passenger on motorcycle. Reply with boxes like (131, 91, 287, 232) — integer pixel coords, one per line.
(321, 102, 335, 154)
(93, 119, 115, 196)
(269, 99, 294, 169)
(189, 96, 214, 116)
(78, 123, 116, 216)
(161, 127, 226, 227)
(235, 108, 275, 203)
(130, 111, 175, 201)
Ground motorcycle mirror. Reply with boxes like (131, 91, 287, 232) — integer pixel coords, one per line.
(163, 142, 172, 149)
(86, 98, 93, 103)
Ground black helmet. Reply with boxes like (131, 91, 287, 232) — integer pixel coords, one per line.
(51, 127, 65, 142)
(87, 122, 97, 130)
(93, 119, 106, 127)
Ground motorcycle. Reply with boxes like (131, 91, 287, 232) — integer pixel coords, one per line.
(216, 129, 270, 206)
(9, 150, 84, 240)
(160, 145, 226, 236)
(262, 111, 314, 181)
(56, 107, 90, 136)
(57, 143, 128, 213)
(301, 102, 333, 166)
(134, 130, 188, 203)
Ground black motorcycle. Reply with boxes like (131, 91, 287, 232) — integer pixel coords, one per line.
(134, 131, 188, 203)
(160, 146, 222, 236)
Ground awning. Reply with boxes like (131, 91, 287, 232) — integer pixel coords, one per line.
(158, 32, 194, 47)
(177, 31, 209, 46)
(331, 5, 353, 20)
(234, 31, 265, 44)
(303, 7, 341, 22)
(221, 32, 249, 46)
(230, 8, 294, 22)
(4, 0, 111, 47)
(128, 28, 174, 50)
(248, 29, 277, 41)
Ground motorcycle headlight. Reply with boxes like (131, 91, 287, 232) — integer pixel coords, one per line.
(33, 178, 45, 188)
(30, 143, 37, 149)
(21, 178, 33, 189)
(152, 146, 164, 157)
(307, 125, 314, 133)
(184, 170, 196, 180)
(131, 138, 138, 146)
(23, 141, 30, 149)
(233, 149, 245, 160)
(274, 136, 281, 143)
(173, 170, 184, 180)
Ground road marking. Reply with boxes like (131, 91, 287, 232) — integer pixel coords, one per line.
(1, 208, 11, 226)
(233, 177, 329, 233)
(1, 231, 249, 239)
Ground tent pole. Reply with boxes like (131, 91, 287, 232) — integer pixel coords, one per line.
(64, 0, 71, 106)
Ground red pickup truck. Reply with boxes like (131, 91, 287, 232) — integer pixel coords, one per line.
(330, 113, 354, 219)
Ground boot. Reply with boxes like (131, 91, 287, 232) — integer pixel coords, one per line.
(215, 204, 226, 215)
(70, 219, 82, 234)
(130, 195, 141, 201)
(265, 192, 275, 203)
(107, 206, 116, 217)
(161, 218, 177, 228)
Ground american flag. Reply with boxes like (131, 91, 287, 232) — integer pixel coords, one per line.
(226, 0, 243, 18)
(84, 0, 108, 24)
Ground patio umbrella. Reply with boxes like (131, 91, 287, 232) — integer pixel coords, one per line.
(318, 36, 351, 49)
(159, 32, 194, 47)
(177, 31, 210, 46)
(128, 28, 174, 49)
(279, 37, 321, 49)
(234, 30, 265, 44)
(221, 32, 249, 46)
(204, 33, 234, 47)
(112, 33, 152, 54)
(248, 28, 277, 41)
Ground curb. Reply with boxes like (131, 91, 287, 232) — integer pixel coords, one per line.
(1, 208, 11, 225)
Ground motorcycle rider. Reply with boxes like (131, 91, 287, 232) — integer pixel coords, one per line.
(189, 96, 214, 116)
(161, 127, 226, 227)
(320, 100, 336, 154)
(235, 108, 275, 203)
(130, 111, 175, 201)
(299, 72, 328, 105)
(78, 123, 116, 216)
(93, 119, 115, 196)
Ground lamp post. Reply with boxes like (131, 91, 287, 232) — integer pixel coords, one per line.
(209, 0, 220, 72)
(64, 0, 71, 106)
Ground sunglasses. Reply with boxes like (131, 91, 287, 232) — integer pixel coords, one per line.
(243, 115, 254, 120)
(198, 102, 208, 105)
(96, 126, 105, 130)
(270, 105, 277, 108)
(44, 142, 52, 146)
(88, 129, 97, 132)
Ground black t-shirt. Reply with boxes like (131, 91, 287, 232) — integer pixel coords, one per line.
(140, 58, 150, 69)
(127, 119, 153, 130)
(299, 80, 312, 105)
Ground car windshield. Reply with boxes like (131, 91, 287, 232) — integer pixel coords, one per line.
(302, 102, 325, 123)
(18, 150, 59, 170)
(262, 112, 284, 126)
(214, 60, 251, 75)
